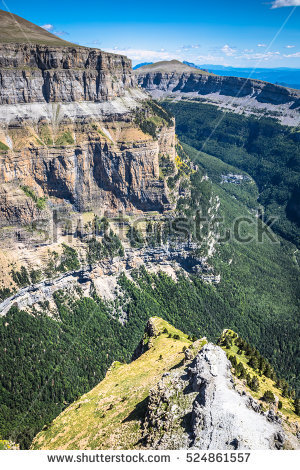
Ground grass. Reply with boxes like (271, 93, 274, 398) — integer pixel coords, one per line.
(220, 330, 298, 421)
(20, 185, 47, 210)
(55, 131, 74, 147)
(0, 141, 9, 152)
(32, 317, 205, 450)
(0, 10, 77, 47)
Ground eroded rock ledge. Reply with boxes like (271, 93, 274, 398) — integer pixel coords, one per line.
(143, 344, 298, 450)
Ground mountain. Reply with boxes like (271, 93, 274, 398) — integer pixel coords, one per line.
(0, 10, 75, 46)
(134, 59, 213, 75)
(0, 22, 176, 228)
(32, 318, 300, 450)
(135, 60, 300, 126)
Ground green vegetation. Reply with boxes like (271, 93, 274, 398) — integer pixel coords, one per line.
(0, 288, 13, 302)
(45, 245, 80, 278)
(11, 266, 30, 288)
(55, 131, 74, 146)
(58, 244, 80, 272)
(20, 186, 47, 211)
(263, 390, 275, 403)
(0, 141, 9, 152)
(127, 226, 144, 248)
(135, 100, 173, 139)
(86, 231, 124, 264)
(31, 317, 199, 450)
(220, 330, 298, 418)
(162, 100, 300, 246)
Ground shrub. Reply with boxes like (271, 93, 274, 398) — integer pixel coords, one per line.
(263, 390, 275, 403)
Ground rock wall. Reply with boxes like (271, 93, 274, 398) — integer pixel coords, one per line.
(0, 45, 176, 226)
(136, 71, 300, 107)
(0, 43, 133, 104)
(0, 117, 175, 225)
(135, 70, 300, 125)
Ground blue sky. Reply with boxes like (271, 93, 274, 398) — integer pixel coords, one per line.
(1, 0, 300, 67)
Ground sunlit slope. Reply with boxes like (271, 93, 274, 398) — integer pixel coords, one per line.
(32, 317, 205, 450)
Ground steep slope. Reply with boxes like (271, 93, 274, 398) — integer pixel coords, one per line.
(32, 318, 299, 450)
(161, 100, 300, 247)
(32, 317, 201, 450)
(135, 60, 300, 126)
(0, 13, 176, 229)
(0, 10, 75, 46)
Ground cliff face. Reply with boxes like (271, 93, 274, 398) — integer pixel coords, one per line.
(135, 64, 300, 125)
(136, 70, 300, 107)
(0, 43, 133, 103)
(0, 45, 176, 227)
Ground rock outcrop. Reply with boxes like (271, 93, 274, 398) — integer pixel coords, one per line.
(144, 343, 292, 450)
(31, 319, 300, 451)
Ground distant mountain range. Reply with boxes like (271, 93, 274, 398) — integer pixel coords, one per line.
(133, 61, 300, 90)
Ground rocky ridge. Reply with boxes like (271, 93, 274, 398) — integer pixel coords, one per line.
(144, 344, 288, 450)
(32, 318, 300, 450)
(135, 61, 300, 126)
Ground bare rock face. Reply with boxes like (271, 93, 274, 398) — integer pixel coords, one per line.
(136, 70, 300, 108)
(0, 44, 133, 104)
(135, 66, 300, 125)
(0, 44, 176, 226)
(189, 344, 284, 450)
(143, 343, 291, 450)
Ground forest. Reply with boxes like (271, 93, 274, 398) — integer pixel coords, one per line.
(162, 100, 300, 247)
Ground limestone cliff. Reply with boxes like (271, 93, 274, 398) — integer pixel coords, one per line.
(0, 43, 133, 104)
(0, 39, 176, 227)
(135, 61, 300, 125)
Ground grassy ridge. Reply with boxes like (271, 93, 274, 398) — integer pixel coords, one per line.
(32, 317, 201, 450)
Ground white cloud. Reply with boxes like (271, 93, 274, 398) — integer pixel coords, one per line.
(40, 23, 68, 36)
(244, 49, 254, 53)
(196, 54, 229, 65)
(236, 51, 280, 60)
(285, 45, 295, 48)
(106, 48, 180, 62)
(221, 44, 236, 56)
(283, 51, 300, 57)
(41, 24, 53, 31)
(257, 43, 267, 47)
(182, 44, 200, 50)
(271, 0, 300, 8)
